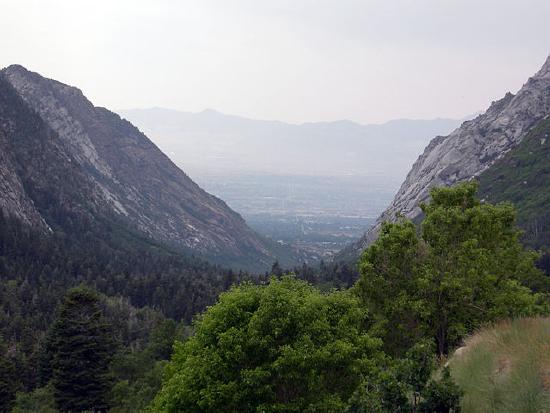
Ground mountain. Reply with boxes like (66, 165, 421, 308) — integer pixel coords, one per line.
(478, 117, 550, 250)
(118, 107, 466, 180)
(338, 55, 550, 261)
(0, 65, 291, 271)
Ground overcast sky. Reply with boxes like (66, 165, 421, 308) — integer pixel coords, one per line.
(1, 0, 549, 124)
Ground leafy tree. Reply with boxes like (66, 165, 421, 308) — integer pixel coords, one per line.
(109, 360, 167, 413)
(347, 340, 462, 413)
(355, 219, 424, 355)
(418, 367, 462, 413)
(356, 182, 548, 356)
(48, 287, 114, 412)
(152, 276, 384, 413)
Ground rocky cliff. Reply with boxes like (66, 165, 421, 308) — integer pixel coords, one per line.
(338, 55, 550, 260)
(0, 65, 288, 270)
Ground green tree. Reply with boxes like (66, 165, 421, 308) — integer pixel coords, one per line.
(11, 384, 57, 413)
(49, 287, 114, 412)
(418, 367, 462, 413)
(152, 276, 383, 413)
(0, 339, 18, 412)
(347, 340, 462, 413)
(356, 182, 547, 356)
(108, 319, 184, 412)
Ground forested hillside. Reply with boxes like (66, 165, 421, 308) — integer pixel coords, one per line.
(0, 209, 247, 392)
(0, 65, 299, 272)
(478, 117, 550, 250)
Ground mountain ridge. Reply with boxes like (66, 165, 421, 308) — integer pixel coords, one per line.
(0, 64, 289, 271)
(337, 54, 550, 261)
(120, 105, 470, 129)
(118, 107, 468, 181)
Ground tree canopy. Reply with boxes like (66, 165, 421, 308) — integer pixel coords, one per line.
(355, 181, 548, 355)
(48, 287, 114, 412)
(152, 277, 384, 413)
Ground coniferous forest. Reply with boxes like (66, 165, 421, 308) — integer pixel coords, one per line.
(2, 182, 550, 412)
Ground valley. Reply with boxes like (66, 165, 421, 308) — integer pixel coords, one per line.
(192, 173, 386, 260)
(120, 108, 466, 261)
(1, 2, 549, 410)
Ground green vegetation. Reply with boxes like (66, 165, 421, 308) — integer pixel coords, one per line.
(108, 319, 186, 413)
(152, 277, 383, 412)
(153, 277, 462, 412)
(3, 182, 550, 411)
(449, 317, 550, 413)
(478, 117, 550, 250)
(0, 339, 18, 412)
(0, 210, 252, 390)
(355, 181, 548, 356)
(47, 288, 114, 412)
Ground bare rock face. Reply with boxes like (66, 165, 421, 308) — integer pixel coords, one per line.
(339, 55, 550, 260)
(0, 136, 45, 228)
(0, 65, 284, 270)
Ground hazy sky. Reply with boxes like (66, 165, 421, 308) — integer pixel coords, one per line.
(1, 0, 549, 124)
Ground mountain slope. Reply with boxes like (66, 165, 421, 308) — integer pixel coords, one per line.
(118, 107, 465, 180)
(338, 55, 550, 261)
(478, 117, 550, 250)
(0, 65, 288, 271)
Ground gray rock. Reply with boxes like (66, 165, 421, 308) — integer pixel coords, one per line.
(0, 65, 290, 271)
(339, 55, 550, 260)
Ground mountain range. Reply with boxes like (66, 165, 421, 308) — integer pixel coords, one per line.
(118, 107, 467, 181)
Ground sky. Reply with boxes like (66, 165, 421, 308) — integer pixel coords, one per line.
(1, 0, 549, 124)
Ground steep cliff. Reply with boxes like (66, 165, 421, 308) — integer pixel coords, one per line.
(338, 55, 550, 260)
(0, 65, 290, 270)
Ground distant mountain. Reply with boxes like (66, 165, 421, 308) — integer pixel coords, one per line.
(0, 65, 294, 271)
(338, 55, 550, 261)
(118, 107, 467, 180)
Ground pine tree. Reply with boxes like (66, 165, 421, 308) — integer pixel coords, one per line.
(0, 339, 18, 413)
(49, 287, 114, 412)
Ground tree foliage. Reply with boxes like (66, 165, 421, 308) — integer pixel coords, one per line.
(152, 276, 384, 413)
(347, 340, 461, 413)
(48, 287, 114, 412)
(356, 182, 548, 356)
(0, 338, 18, 412)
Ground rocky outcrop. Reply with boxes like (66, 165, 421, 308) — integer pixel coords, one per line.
(0, 65, 288, 270)
(338, 55, 550, 260)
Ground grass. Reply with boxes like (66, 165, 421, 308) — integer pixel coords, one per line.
(448, 317, 550, 412)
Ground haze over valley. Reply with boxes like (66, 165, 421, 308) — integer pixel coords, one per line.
(120, 108, 467, 258)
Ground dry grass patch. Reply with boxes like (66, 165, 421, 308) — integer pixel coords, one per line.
(448, 317, 550, 413)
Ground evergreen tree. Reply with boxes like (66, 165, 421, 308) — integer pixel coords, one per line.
(49, 287, 114, 412)
(0, 339, 18, 412)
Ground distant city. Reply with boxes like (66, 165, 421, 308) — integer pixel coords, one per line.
(119, 107, 466, 262)
(194, 173, 395, 260)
